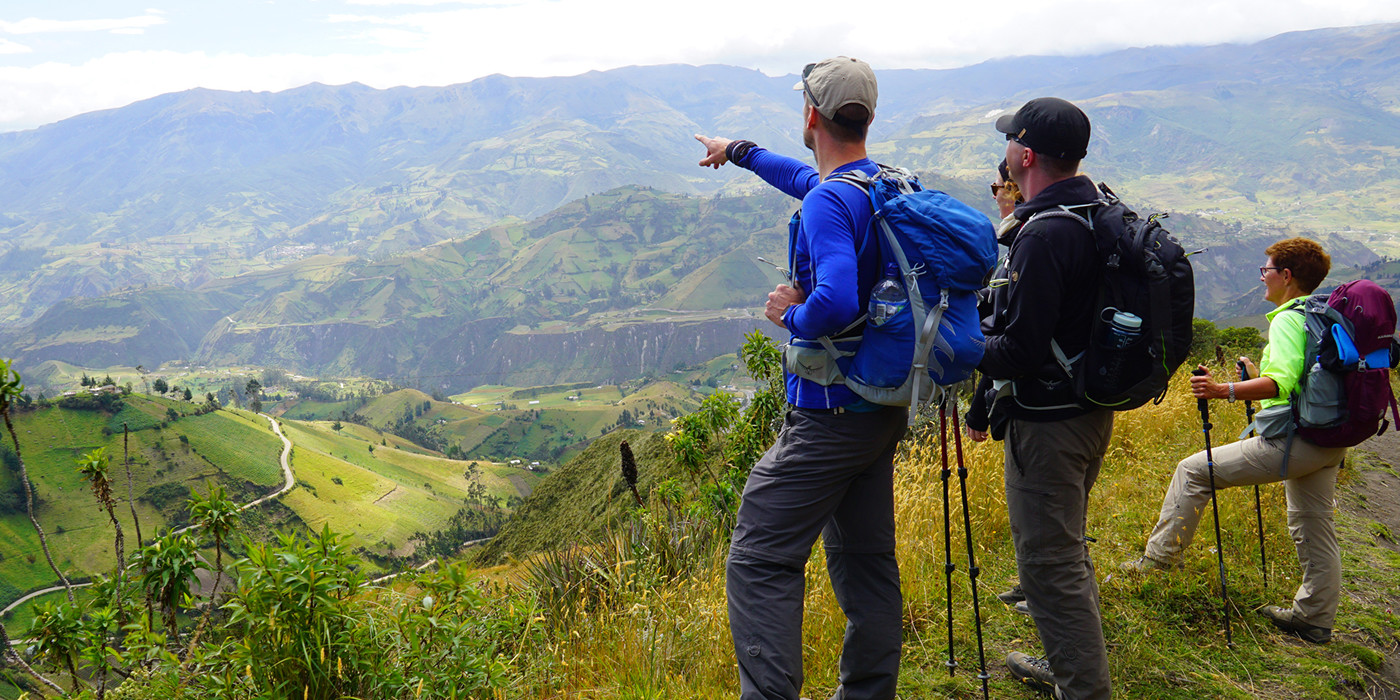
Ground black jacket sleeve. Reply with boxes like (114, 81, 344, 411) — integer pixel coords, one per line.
(979, 225, 1072, 379)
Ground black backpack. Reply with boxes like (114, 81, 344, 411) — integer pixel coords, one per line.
(1027, 183, 1196, 410)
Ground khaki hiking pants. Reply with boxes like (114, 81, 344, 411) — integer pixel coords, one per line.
(1144, 434, 1347, 628)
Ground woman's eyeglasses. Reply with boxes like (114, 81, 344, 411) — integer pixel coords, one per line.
(1259, 266, 1282, 275)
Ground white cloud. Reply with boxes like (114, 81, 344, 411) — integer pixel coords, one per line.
(0, 39, 30, 54)
(0, 14, 167, 35)
(326, 14, 400, 24)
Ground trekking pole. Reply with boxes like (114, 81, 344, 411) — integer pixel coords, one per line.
(1193, 367, 1234, 646)
(949, 396, 991, 700)
(1238, 360, 1267, 586)
(938, 396, 957, 676)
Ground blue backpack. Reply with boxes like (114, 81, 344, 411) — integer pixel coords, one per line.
(792, 165, 996, 425)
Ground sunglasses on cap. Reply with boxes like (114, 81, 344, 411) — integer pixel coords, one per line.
(801, 63, 820, 108)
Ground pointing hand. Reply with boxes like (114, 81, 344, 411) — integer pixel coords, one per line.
(695, 134, 732, 169)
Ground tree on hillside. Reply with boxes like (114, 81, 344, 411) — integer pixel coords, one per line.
(332, 420, 343, 433)
(183, 387, 193, 401)
(0, 359, 73, 603)
(27, 601, 83, 692)
(261, 368, 288, 387)
(246, 378, 263, 414)
(102, 375, 115, 386)
(76, 448, 126, 620)
(135, 530, 203, 638)
(1220, 325, 1266, 358)
(185, 483, 238, 655)
(153, 378, 168, 394)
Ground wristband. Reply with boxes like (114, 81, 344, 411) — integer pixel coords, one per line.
(726, 140, 757, 167)
(1227, 382, 1236, 403)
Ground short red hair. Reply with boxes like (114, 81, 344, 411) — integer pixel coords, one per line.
(1265, 237, 1330, 293)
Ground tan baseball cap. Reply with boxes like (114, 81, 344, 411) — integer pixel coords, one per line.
(794, 56, 877, 126)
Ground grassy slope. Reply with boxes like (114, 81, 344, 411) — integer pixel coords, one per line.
(274, 418, 539, 557)
(475, 428, 680, 564)
(286, 381, 703, 467)
(487, 369, 1400, 698)
(0, 398, 282, 595)
(0, 394, 539, 596)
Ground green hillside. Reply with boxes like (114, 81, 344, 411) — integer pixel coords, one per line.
(474, 428, 680, 564)
(282, 379, 704, 466)
(0, 396, 282, 598)
(271, 418, 539, 558)
(0, 389, 541, 610)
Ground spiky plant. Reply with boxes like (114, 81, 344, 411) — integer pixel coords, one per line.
(78, 448, 126, 592)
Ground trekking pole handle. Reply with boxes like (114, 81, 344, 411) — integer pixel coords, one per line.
(1192, 368, 1211, 422)
(1237, 360, 1256, 420)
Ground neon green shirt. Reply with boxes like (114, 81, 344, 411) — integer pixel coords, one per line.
(1259, 296, 1307, 409)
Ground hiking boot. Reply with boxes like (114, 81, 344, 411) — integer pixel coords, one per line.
(1262, 605, 1332, 644)
(1119, 555, 1172, 573)
(1006, 651, 1060, 697)
(1013, 600, 1033, 616)
(997, 584, 1026, 604)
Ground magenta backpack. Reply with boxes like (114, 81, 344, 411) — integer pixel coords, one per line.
(1292, 279, 1400, 451)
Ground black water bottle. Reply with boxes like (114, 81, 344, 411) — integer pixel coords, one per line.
(1098, 308, 1142, 390)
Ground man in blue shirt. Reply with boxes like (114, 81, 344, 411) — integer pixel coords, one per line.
(695, 56, 906, 700)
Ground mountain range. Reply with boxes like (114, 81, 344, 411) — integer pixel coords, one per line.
(2, 22, 1398, 389)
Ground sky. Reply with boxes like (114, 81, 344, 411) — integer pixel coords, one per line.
(2, 0, 1400, 133)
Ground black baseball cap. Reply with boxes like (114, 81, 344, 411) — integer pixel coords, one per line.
(995, 97, 1090, 160)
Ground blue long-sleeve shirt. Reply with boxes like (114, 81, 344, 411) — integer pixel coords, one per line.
(736, 146, 880, 408)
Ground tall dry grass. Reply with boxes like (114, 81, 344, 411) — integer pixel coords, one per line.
(519, 366, 1379, 698)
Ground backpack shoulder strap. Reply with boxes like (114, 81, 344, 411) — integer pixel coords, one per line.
(828, 164, 919, 195)
(1024, 201, 1102, 231)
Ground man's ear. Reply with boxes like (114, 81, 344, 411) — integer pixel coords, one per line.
(804, 103, 819, 130)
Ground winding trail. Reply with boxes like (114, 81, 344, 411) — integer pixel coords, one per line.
(234, 415, 295, 513)
(1, 413, 296, 617)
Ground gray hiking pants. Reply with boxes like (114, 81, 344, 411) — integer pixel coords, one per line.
(1004, 411, 1115, 700)
(1144, 434, 1347, 628)
(727, 406, 906, 700)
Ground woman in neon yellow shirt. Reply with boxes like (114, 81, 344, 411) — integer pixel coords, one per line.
(1123, 237, 1345, 645)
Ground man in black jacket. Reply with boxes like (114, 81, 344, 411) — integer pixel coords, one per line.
(979, 97, 1113, 700)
